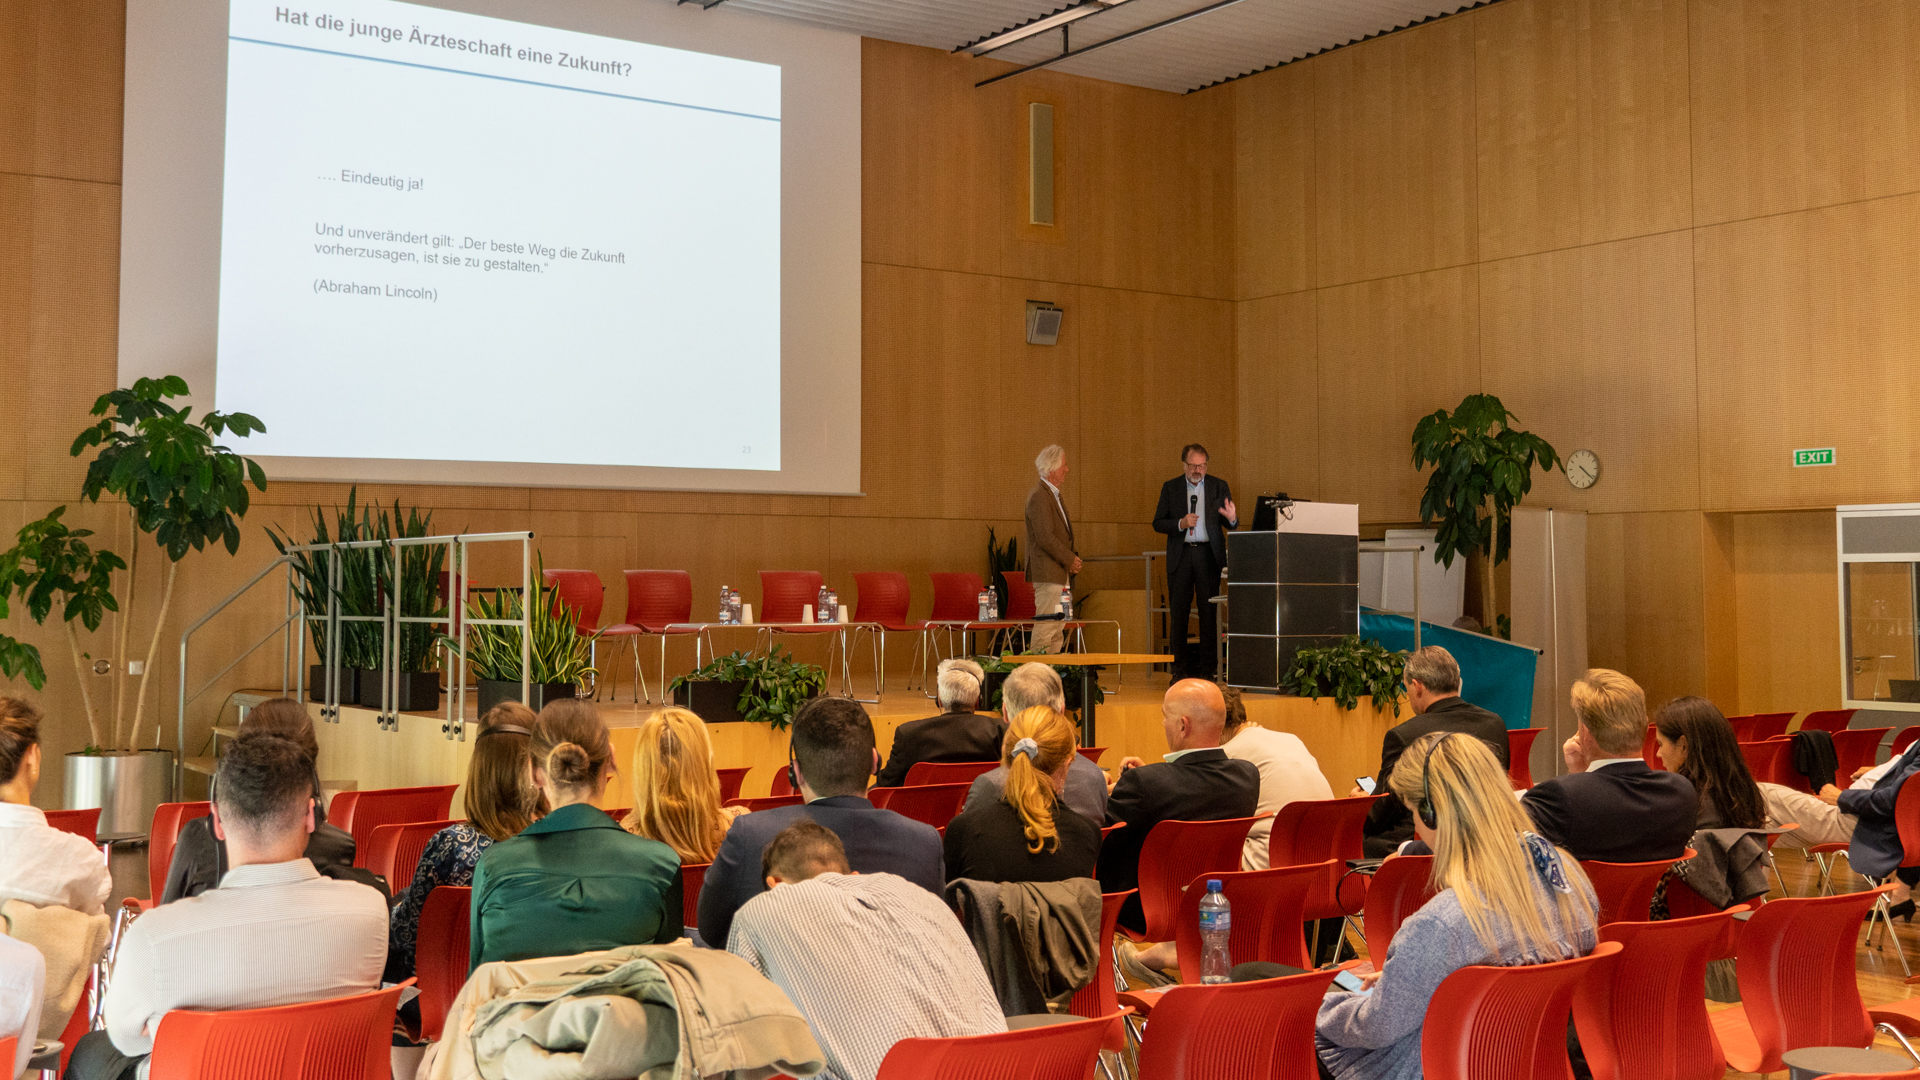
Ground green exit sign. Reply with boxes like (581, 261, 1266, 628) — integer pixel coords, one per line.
(1794, 447, 1836, 467)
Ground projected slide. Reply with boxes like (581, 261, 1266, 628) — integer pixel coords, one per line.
(216, 0, 781, 470)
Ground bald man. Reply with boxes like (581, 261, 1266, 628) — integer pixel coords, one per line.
(1097, 679, 1261, 934)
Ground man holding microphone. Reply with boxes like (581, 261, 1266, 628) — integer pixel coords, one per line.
(1152, 444, 1236, 680)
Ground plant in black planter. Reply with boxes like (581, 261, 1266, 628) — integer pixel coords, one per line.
(444, 571, 596, 713)
(669, 647, 826, 730)
(1282, 635, 1408, 712)
(975, 654, 1105, 714)
(268, 487, 379, 703)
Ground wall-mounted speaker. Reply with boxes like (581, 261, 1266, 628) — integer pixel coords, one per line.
(1026, 300, 1063, 346)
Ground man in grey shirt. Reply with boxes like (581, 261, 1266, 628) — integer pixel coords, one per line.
(961, 662, 1108, 825)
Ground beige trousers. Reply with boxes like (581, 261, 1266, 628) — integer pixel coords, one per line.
(1030, 583, 1065, 654)
(1760, 781, 1855, 848)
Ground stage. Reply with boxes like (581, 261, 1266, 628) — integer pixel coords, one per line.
(235, 675, 1406, 817)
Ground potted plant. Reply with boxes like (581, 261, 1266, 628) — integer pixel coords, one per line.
(669, 647, 826, 729)
(446, 572, 596, 713)
(346, 501, 449, 712)
(1411, 394, 1560, 639)
(268, 488, 377, 703)
(1282, 635, 1408, 712)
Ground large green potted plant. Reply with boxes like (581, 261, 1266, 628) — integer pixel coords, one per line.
(1, 508, 120, 732)
(1410, 394, 1559, 639)
(669, 647, 826, 729)
(446, 572, 597, 713)
(1282, 635, 1408, 712)
(268, 488, 379, 703)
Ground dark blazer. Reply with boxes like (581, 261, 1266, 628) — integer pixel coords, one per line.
(161, 801, 375, 904)
(1521, 760, 1697, 863)
(1151, 474, 1236, 570)
(1840, 740, 1920, 879)
(697, 795, 943, 948)
(1099, 748, 1260, 930)
(1363, 696, 1511, 852)
(944, 795, 1103, 884)
(876, 709, 1006, 788)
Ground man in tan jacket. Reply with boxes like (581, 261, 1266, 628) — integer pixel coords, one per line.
(1024, 444, 1080, 653)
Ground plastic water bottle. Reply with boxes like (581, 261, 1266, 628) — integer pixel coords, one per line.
(977, 589, 991, 620)
(1198, 880, 1232, 984)
(825, 591, 840, 622)
(727, 589, 742, 624)
(817, 586, 831, 621)
(1059, 584, 1073, 620)
(988, 588, 1000, 619)
(718, 585, 733, 624)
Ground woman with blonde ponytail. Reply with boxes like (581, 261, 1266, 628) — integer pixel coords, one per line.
(1315, 732, 1599, 1080)
(622, 707, 746, 863)
(942, 706, 1102, 882)
(470, 700, 683, 969)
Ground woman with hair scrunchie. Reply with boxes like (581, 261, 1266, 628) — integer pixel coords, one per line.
(942, 706, 1102, 883)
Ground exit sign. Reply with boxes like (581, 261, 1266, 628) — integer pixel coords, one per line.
(1794, 447, 1836, 467)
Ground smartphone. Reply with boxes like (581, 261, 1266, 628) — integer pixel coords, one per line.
(1355, 776, 1376, 794)
(1332, 969, 1367, 993)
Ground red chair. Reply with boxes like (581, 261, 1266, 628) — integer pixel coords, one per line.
(1128, 817, 1264, 942)
(1000, 570, 1038, 620)
(122, 801, 212, 916)
(1168, 862, 1331, 981)
(336, 785, 458, 868)
(1571, 911, 1737, 1080)
(1708, 886, 1889, 1075)
(1738, 741, 1792, 787)
(769, 766, 795, 797)
(1896, 726, 1920, 760)
(924, 572, 986, 681)
(364, 819, 459, 893)
(680, 862, 709, 928)
(621, 570, 699, 703)
(850, 571, 924, 698)
(414, 885, 471, 1043)
(903, 760, 999, 786)
(45, 806, 101, 842)
(1802, 709, 1859, 734)
(758, 570, 833, 628)
(1267, 795, 1377, 922)
(1361, 855, 1437, 961)
(1127, 968, 1340, 1080)
(875, 1010, 1126, 1080)
(601, 807, 631, 822)
(542, 571, 607, 699)
(716, 766, 751, 803)
(1421, 940, 1624, 1080)
(867, 783, 970, 830)
(1079, 746, 1106, 764)
(1506, 728, 1542, 789)
(1745, 712, 1797, 741)
(1580, 851, 1691, 925)
(1836, 728, 1895, 783)
(1068, 890, 1134, 1020)
(725, 794, 803, 812)
(1643, 724, 1663, 768)
(148, 982, 407, 1079)
(56, 970, 93, 1073)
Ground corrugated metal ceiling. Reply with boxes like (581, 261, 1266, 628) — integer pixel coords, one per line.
(712, 0, 1486, 93)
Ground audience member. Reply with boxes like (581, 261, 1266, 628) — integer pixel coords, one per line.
(469, 700, 681, 970)
(1358, 647, 1509, 857)
(0, 697, 109, 916)
(163, 697, 364, 903)
(0, 927, 43, 1080)
(385, 702, 545, 984)
(962, 662, 1108, 825)
(1221, 686, 1334, 870)
(699, 696, 943, 948)
(876, 659, 1002, 787)
(943, 706, 1102, 883)
(1099, 678, 1259, 933)
(1523, 669, 1695, 862)
(1315, 733, 1599, 1079)
(72, 734, 387, 1080)
(621, 706, 747, 863)
(1652, 697, 1767, 830)
(727, 822, 1004, 1080)
(1764, 730, 1920, 914)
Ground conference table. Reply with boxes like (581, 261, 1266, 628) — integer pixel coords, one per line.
(1002, 652, 1173, 745)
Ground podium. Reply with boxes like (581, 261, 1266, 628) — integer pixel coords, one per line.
(1224, 502, 1360, 690)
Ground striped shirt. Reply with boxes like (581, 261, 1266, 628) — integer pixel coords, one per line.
(727, 872, 1004, 1080)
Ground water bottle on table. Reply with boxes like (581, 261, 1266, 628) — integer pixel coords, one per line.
(977, 589, 990, 621)
(718, 585, 733, 624)
(1199, 879, 1232, 984)
(1059, 584, 1073, 620)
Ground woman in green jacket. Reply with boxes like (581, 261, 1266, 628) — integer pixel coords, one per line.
(471, 700, 682, 970)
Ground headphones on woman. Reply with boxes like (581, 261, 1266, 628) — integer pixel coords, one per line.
(1418, 733, 1456, 830)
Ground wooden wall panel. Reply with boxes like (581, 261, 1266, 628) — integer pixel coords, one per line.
(1586, 510, 1707, 708)
(1314, 16, 1478, 287)
(1316, 265, 1480, 522)
(1729, 509, 1840, 711)
(1234, 290, 1319, 503)
(1475, 0, 1582, 262)
(1701, 513, 1740, 709)
(1233, 62, 1315, 301)
(1576, 0, 1693, 244)
(0, 0, 124, 183)
(1479, 230, 1699, 513)
(1691, 0, 1920, 226)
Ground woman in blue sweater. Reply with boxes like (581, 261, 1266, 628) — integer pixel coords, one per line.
(1316, 732, 1600, 1080)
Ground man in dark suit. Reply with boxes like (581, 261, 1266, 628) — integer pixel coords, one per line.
(875, 658, 1003, 788)
(1835, 737, 1920, 911)
(698, 696, 942, 948)
(1151, 444, 1237, 679)
(1099, 679, 1259, 935)
(1359, 646, 1511, 856)
(1522, 668, 1695, 863)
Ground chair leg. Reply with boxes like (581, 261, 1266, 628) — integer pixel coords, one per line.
(630, 636, 648, 705)
(1878, 1022, 1920, 1065)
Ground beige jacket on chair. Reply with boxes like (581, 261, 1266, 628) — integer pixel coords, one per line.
(1, 898, 109, 1039)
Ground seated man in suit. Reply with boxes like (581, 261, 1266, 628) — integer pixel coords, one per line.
(1830, 734, 1920, 918)
(698, 696, 943, 948)
(1098, 678, 1259, 938)
(875, 659, 1002, 787)
(1524, 668, 1696, 863)
(962, 662, 1109, 825)
(1358, 646, 1510, 856)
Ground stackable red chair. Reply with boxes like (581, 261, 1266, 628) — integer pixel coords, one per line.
(1079, 746, 1107, 764)
(1746, 712, 1798, 742)
(1267, 795, 1377, 930)
(1168, 862, 1331, 982)
(1127, 968, 1339, 1080)
(1068, 890, 1134, 1020)
(725, 794, 803, 812)
(1000, 570, 1038, 620)
(866, 783, 970, 830)
(903, 761, 999, 786)
(148, 982, 408, 1079)
(1896, 727, 1920, 760)
(45, 807, 101, 843)
(1580, 850, 1692, 925)
(1709, 887, 1889, 1075)
(1421, 941, 1624, 1080)
(850, 571, 923, 699)
(364, 819, 459, 892)
(1506, 728, 1542, 789)
(758, 571, 833, 629)
(1802, 709, 1859, 734)
(1127, 817, 1264, 943)
(1643, 724, 1664, 768)
(1571, 910, 1739, 1080)
(716, 766, 752, 803)
(923, 572, 986, 682)
(542, 568, 608, 697)
(1361, 854, 1437, 960)
(414, 886, 471, 1043)
(1738, 741, 1793, 788)
(337, 785, 458, 868)
(122, 801, 211, 917)
(621, 569, 699, 703)
(875, 1010, 1126, 1080)
(1835, 728, 1896, 783)
(680, 863, 709, 928)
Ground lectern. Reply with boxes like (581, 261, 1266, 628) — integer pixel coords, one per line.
(1224, 502, 1360, 690)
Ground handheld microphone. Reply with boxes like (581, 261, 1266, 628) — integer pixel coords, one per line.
(1189, 493, 1198, 513)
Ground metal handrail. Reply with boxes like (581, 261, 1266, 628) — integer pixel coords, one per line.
(176, 554, 298, 797)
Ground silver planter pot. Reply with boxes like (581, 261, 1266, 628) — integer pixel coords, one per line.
(66, 748, 174, 841)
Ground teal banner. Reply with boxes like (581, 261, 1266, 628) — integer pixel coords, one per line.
(1359, 608, 1540, 730)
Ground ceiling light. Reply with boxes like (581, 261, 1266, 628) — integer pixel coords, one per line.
(957, 0, 1133, 57)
